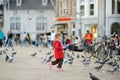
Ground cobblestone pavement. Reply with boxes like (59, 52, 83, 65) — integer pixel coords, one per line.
(0, 46, 120, 80)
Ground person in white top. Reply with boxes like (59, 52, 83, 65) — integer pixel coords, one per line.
(51, 30, 55, 46)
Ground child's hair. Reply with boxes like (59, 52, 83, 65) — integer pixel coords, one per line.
(55, 32, 61, 40)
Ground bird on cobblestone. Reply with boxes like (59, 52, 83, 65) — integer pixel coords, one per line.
(12, 52, 17, 56)
(41, 57, 47, 63)
(3, 50, 7, 54)
(94, 64, 103, 70)
(72, 52, 75, 56)
(68, 57, 74, 65)
(5, 55, 9, 62)
(12, 48, 15, 51)
(9, 55, 14, 63)
(5, 49, 8, 51)
(76, 54, 80, 59)
(89, 73, 100, 80)
(31, 53, 37, 57)
(96, 58, 109, 65)
(46, 52, 51, 55)
(108, 64, 119, 73)
(46, 55, 54, 63)
(83, 59, 91, 65)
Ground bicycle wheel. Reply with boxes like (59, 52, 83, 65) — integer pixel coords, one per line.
(97, 47, 108, 60)
(84, 46, 93, 58)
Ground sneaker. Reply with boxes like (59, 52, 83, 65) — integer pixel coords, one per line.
(47, 62, 52, 68)
(57, 68, 64, 72)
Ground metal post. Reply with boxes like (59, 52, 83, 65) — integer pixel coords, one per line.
(75, 0, 80, 37)
(98, 0, 106, 36)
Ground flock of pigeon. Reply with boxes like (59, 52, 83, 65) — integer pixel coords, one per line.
(0, 48, 17, 63)
(0, 48, 120, 80)
(30, 49, 120, 80)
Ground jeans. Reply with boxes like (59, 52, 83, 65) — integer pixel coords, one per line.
(8, 39, 13, 47)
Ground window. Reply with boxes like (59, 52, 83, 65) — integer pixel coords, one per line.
(16, 0, 22, 6)
(42, 17, 47, 30)
(112, 0, 120, 14)
(80, 5, 84, 16)
(0, 0, 3, 4)
(10, 17, 20, 30)
(42, 0, 48, 6)
(90, 4, 94, 15)
(80, 0, 85, 3)
(16, 17, 20, 30)
(36, 17, 42, 30)
(89, 0, 94, 2)
(10, 17, 15, 30)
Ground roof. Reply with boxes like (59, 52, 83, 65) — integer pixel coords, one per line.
(9, 0, 55, 10)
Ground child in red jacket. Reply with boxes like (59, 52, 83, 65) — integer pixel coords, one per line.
(48, 32, 64, 71)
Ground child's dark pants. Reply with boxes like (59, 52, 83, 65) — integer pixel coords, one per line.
(52, 58, 63, 68)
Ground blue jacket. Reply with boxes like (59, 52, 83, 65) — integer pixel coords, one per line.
(0, 31, 4, 40)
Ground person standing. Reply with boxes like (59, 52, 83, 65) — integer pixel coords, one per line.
(51, 30, 55, 47)
(8, 30, 13, 47)
(48, 33, 64, 71)
(43, 33, 48, 48)
(0, 29, 4, 47)
(5, 31, 9, 47)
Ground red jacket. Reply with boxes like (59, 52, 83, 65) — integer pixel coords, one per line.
(53, 40, 64, 59)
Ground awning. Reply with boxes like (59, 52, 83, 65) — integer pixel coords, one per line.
(56, 17, 71, 21)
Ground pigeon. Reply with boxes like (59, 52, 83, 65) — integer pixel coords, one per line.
(9, 55, 14, 63)
(64, 58, 68, 63)
(68, 57, 74, 65)
(41, 57, 47, 63)
(31, 53, 37, 57)
(5, 55, 9, 62)
(76, 54, 80, 58)
(5, 49, 8, 51)
(12, 52, 17, 56)
(72, 52, 75, 56)
(83, 59, 91, 65)
(89, 73, 100, 80)
(12, 48, 15, 51)
(46, 55, 54, 63)
(94, 64, 103, 70)
(107, 61, 117, 66)
(3, 50, 7, 54)
(108, 64, 119, 73)
(46, 52, 51, 55)
(97, 58, 109, 65)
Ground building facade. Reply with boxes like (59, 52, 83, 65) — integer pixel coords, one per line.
(55, 0, 76, 36)
(55, 0, 120, 38)
(3, 0, 55, 40)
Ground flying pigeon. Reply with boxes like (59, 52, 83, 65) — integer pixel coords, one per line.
(89, 73, 100, 80)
